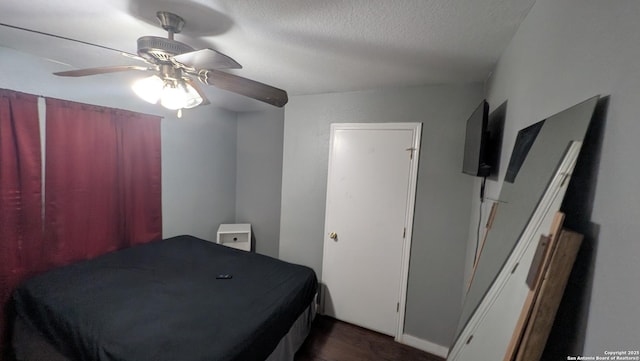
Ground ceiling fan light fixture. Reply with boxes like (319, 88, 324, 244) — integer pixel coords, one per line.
(132, 75, 163, 104)
(159, 83, 187, 110)
(182, 82, 204, 109)
(159, 80, 203, 110)
(134, 75, 203, 111)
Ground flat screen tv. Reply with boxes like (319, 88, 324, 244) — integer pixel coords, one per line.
(462, 100, 491, 177)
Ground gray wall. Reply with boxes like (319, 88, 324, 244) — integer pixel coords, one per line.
(236, 109, 285, 257)
(279, 85, 483, 347)
(480, 0, 640, 354)
(162, 105, 238, 241)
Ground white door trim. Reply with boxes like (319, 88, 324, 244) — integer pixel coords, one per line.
(323, 122, 422, 340)
(395, 122, 421, 341)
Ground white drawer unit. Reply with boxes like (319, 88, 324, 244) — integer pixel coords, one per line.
(216, 223, 252, 252)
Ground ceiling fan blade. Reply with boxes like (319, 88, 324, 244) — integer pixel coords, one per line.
(200, 70, 288, 107)
(54, 65, 150, 77)
(184, 78, 211, 106)
(174, 48, 242, 70)
(121, 52, 151, 64)
(0, 22, 139, 58)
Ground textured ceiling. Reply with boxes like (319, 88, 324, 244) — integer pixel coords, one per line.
(0, 0, 535, 112)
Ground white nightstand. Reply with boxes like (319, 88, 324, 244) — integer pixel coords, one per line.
(216, 223, 252, 252)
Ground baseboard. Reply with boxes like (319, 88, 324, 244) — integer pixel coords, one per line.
(399, 333, 449, 359)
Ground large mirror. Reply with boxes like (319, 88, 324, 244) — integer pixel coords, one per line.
(451, 96, 600, 350)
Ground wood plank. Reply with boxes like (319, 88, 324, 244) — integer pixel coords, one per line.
(513, 229, 583, 361)
(502, 212, 566, 361)
(526, 235, 551, 289)
(466, 202, 499, 292)
(527, 213, 566, 289)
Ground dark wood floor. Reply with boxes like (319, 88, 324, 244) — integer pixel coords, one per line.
(295, 316, 446, 361)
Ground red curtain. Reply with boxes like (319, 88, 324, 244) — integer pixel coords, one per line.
(0, 90, 42, 358)
(44, 99, 122, 264)
(44, 98, 162, 264)
(114, 110, 162, 245)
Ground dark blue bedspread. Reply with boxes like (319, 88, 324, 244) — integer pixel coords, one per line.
(13, 235, 317, 361)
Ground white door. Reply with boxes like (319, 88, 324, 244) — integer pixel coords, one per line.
(322, 122, 421, 337)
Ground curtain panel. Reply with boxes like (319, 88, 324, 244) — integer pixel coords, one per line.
(0, 90, 42, 359)
(44, 98, 162, 265)
(44, 99, 122, 264)
(114, 110, 162, 245)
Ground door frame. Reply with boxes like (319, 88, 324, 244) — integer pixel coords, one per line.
(322, 122, 422, 340)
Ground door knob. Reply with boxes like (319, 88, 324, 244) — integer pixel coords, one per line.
(329, 232, 337, 240)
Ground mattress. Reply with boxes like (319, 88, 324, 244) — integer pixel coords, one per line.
(12, 235, 317, 361)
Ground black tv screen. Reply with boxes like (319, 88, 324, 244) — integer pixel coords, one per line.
(462, 100, 490, 177)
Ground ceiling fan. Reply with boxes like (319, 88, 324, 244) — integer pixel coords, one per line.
(50, 11, 288, 111)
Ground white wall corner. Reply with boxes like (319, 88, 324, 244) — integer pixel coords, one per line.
(399, 333, 449, 359)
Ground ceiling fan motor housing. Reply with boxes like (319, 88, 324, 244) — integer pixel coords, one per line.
(137, 36, 194, 63)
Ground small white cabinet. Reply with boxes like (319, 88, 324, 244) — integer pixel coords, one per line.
(216, 223, 252, 252)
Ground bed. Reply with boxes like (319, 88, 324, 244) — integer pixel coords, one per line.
(11, 235, 318, 361)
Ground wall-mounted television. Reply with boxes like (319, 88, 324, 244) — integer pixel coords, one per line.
(462, 100, 491, 177)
